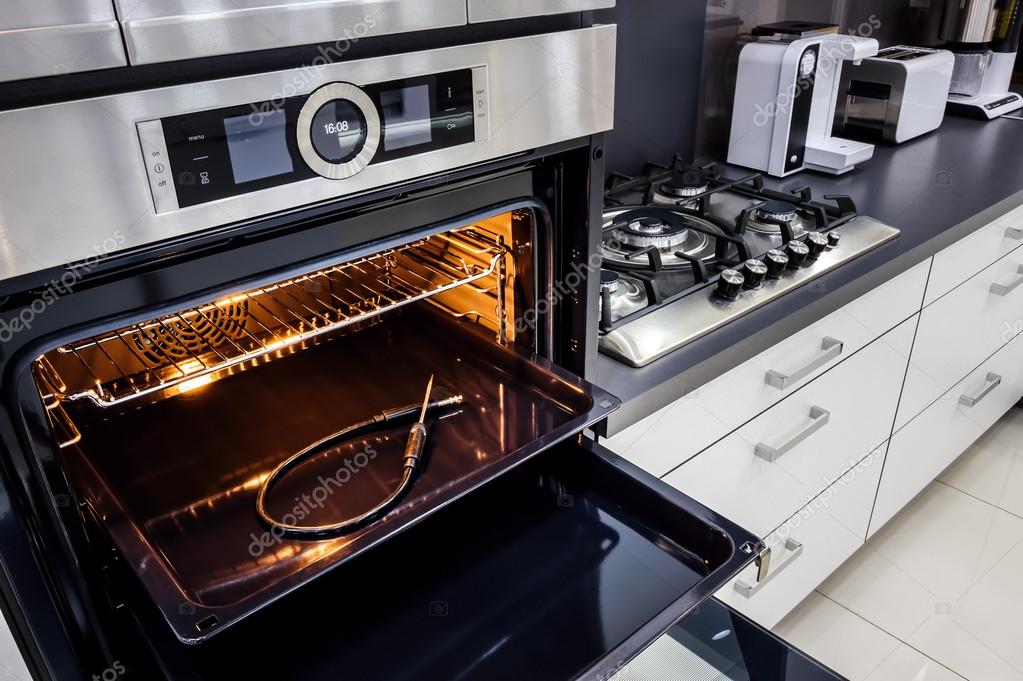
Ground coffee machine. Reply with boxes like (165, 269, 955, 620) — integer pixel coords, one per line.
(728, 22, 879, 177)
(942, 0, 1023, 119)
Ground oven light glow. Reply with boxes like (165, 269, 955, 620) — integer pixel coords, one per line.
(177, 374, 214, 395)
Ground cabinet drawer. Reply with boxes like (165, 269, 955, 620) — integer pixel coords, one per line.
(925, 204, 1023, 306)
(897, 252, 1023, 430)
(871, 335, 1023, 536)
(664, 319, 914, 538)
(714, 444, 885, 629)
(606, 260, 929, 478)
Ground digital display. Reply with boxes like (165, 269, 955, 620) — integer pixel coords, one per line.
(224, 109, 295, 184)
(380, 84, 433, 152)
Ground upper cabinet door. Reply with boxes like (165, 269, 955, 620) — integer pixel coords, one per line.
(114, 0, 468, 65)
(0, 0, 127, 82)
(467, 0, 615, 23)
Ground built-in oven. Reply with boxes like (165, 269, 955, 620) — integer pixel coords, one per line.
(0, 24, 759, 681)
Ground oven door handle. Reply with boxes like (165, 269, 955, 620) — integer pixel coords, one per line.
(764, 337, 844, 390)
(754, 406, 830, 463)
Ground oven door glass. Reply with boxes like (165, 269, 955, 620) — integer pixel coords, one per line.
(138, 441, 759, 681)
(623, 599, 843, 680)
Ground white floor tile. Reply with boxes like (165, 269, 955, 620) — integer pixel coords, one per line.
(864, 643, 965, 681)
(908, 614, 1023, 681)
(0, 617, 29, 681)
(940, 415, 1023, 519)
(948, 538, 1023, 675)
(819, 541, 937, 640)
(867, 482, 1023, 603)
(774, 592, 900, 681)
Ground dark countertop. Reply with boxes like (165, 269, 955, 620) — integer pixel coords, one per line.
(598, 115, 1023, 435)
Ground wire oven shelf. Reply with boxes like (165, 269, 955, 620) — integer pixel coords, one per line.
(35, 229, 507, 409)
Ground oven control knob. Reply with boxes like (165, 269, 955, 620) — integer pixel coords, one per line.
(806, 232, 829, 259)
(827, 231, 842, 248)
(784, 240, 810, 268)
(741, 259, 768, 288)
(764, 249, 789, 278)
(715, 269, 745, 301)
(297, 82, 381, 180)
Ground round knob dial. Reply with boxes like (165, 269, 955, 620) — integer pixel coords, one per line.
(764, 249, 789, 278)
(297, 82, 381, 180)
(827, 231, 841, 248)
(741, 259, 768, 289)
(715, 269, 745, 301)
(785, 240, 810, 268)
(806, 232, 829, 259)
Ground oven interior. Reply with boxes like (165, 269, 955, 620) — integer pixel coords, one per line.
(28, 208, 619, 643)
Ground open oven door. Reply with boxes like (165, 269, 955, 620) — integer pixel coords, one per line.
(131, 438, 761, 681)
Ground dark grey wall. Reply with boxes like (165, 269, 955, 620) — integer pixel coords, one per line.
(595, 1, 708, 177)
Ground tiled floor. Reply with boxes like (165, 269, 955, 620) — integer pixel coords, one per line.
(774, 409, 1023, 681)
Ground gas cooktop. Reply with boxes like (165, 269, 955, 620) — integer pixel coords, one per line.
(598, 158, 899, 367)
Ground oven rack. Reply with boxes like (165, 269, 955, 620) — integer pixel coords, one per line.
(35, 229, 507, 409)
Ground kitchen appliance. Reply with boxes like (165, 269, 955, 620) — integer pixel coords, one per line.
(941, 0, 1023, 119)
(728, 21, 880, 177)
(598, 157, 900, 368)
(0, 24, 763, 681)
(834, 46, 956, 143)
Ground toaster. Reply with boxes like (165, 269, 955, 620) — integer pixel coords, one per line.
(835, 45, 955, 143)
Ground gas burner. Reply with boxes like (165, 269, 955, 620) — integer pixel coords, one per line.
(602, 208, 718, 271)
(615, 216, 691, 250)
(746, 199, 807, 236)
(598, 270, 650, 328)
(653, 172, 709, 205)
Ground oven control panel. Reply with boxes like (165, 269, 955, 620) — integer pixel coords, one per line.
(138, 67, 488, 212)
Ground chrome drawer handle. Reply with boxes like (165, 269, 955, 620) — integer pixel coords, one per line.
(1006, 226, 1023, 240)
(990, 265, 1023, 296)
(754, 406, 830, 463)
(734, 537, 804, 598)
(764, 337, 844, 390)
(959, 373, 1002, 408)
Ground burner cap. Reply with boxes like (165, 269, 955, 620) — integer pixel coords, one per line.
(660, 172, 709, 199)
(756, 200, 799, 223)
(610, 210, 691, 250)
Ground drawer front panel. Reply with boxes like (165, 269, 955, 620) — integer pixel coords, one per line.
(897, 252, 1023, 430)
(715, 445, 885, 629)
(606, 261, 929, 478)
(871, 335, 1023, 535)
(664, 319, 914, 538)
(925, 204, 1023, 306)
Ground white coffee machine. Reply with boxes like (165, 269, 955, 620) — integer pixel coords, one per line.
(942, 0, 1023, 119)
(728, 22, 879, 177)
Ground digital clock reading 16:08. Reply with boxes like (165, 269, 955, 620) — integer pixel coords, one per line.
(323, 120, 350, 135)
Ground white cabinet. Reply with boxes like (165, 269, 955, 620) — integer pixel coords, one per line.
(605, 260, 929, 478)
(925, 204, 1023, 306)
(715, 444, 886, 628)
(664, 318, 914, 539)
(896, 250, 1023, 430)
(871, 333, 1023, 535)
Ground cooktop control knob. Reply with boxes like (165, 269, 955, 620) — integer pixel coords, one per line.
(806, 232, 829, 259)
(715, 269, 745, 301)
(785, 240, 810, 268)
(827, 231, 842, 248)
(741, 258, 768, 288)
(764, 249, 789, 278)
(297, 82, 381, 180)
